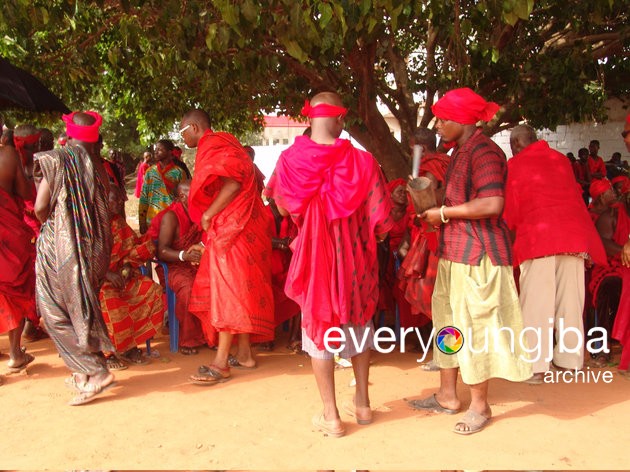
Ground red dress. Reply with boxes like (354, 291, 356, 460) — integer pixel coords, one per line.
(188, 130, 275, 345)
(0, 187, 36, 333)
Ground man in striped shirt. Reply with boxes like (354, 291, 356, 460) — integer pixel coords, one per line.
(409, 88, 531, 435)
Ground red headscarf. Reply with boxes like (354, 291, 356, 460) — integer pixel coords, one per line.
(611, 175, 629, 187)
(301, 100, 348, 118)
(432, 88, 500, 124)
(589, 179, 613, 200)
(387, 178, 406, 194)
(62, 111, 103, 143)
(13, 132, 41, 162)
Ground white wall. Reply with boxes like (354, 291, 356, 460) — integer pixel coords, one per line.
(493, 121, 628, 161)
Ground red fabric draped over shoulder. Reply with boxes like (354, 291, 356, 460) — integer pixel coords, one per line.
(188, 130, 275, 343)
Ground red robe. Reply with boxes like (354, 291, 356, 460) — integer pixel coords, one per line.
(504, 140, 606, 266)
(587, 155, 606, 177)
(609, 205, 630, 367)
(397, 152, 450, 325)
(265, 204, 301, 325)
(149, 201, 208, 348)
(188, 130, 274, 344)
(99, 215, 164, 352)
(265, 136, 393, 349)
(0, 187, 36, 333)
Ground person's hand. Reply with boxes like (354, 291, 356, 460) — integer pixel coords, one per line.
(186, 244, 205, 265)
(420, 207, 442, 227)
(272, 237, 291, 250)
(185, 247, 203, 264)
(621, 240, 630, 267)
(105, 271, 124, 289)
(200, 210, 213, 232)
(120, 263, 133, 283)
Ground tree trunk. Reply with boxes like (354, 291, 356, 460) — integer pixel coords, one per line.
(346, 42, 410, 181)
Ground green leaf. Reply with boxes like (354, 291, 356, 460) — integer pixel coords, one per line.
(205, 23, 218, 50)
(318, 3, 333, 29)
(491, 47, 499, 63)
(284, 39, 308, 63)
(503, 11, 519, 26)
(513, 0, 533, 20)
(241, 0, 259, 23)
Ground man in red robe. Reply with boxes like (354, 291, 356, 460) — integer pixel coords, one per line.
(265, 92, 393, 438)
(0, 118, 36, 383)
(504, 125, 606, 383)
(398, 128, 450, 331)
(615, 114, 630, 377)
(151, 180, 208, 354)
(12, 125, 43, 334)
(587, 139, 607, 180)
(180, 109, 274, 384)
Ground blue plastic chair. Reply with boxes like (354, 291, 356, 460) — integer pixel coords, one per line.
(377, 251, 401, 340)
(140, 260, 180, 353)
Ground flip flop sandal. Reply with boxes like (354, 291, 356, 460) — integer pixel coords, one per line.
(121, 348, 149, 365)
(179, 347, 199, 356)
(106, 357, 129, 371)
(341, 400, 373, 425)
(227, 354, 257, 370)
(312, 413, 345, 438)
(68, 381, 117, 406)
(407, 394, 460, 415)
(64, 374, 84, 391)
(453, 410, 491, 435)
(190, 365, 231, 386)
(7, 352, 35, 373)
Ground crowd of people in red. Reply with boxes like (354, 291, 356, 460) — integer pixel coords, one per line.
(1, 89, 629, 436)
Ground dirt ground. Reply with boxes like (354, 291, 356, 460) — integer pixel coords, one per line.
(0, 328, 628, 471)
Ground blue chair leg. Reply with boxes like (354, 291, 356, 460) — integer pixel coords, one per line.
(157, 261, 179, 353)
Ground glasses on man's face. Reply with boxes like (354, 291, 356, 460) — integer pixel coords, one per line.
(622, 130, 630, 139)
(179, 124, 191, 137)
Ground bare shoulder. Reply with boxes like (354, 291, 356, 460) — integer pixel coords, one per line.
(0, 146, 19, 190)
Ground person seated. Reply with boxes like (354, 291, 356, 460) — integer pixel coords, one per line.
(172, 146, 191, 179)
(151, 181, 209, 354)
(99, 187, 165, 367)
(264, 198, 301, 352)
(588, 179, 629, 367)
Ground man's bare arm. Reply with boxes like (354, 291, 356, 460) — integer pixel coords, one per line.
(34, 177, 51, 222)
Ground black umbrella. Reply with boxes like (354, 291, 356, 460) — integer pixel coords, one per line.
(0, 56, 70, 113)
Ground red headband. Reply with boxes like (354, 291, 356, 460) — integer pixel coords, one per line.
(432, 88, 500, 124)
(387, 178, 407, 194)
(62, 111, 103, 143)
(611, 176, 628, 186)
(301, 100, 348, 118)
(13, 133, 41, 161)
(172, 148, 183, 159)
(589, 179, 612, 200)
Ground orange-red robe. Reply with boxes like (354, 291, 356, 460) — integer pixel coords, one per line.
(188, 130, 275, 345)
(265, 204, 301, 326)
(99, 215, 164, 352)
(0, 187, 36, 333)
(397, 152, 450, 326)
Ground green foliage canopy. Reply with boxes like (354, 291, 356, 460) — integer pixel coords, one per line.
(1, 0, 628, 177)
